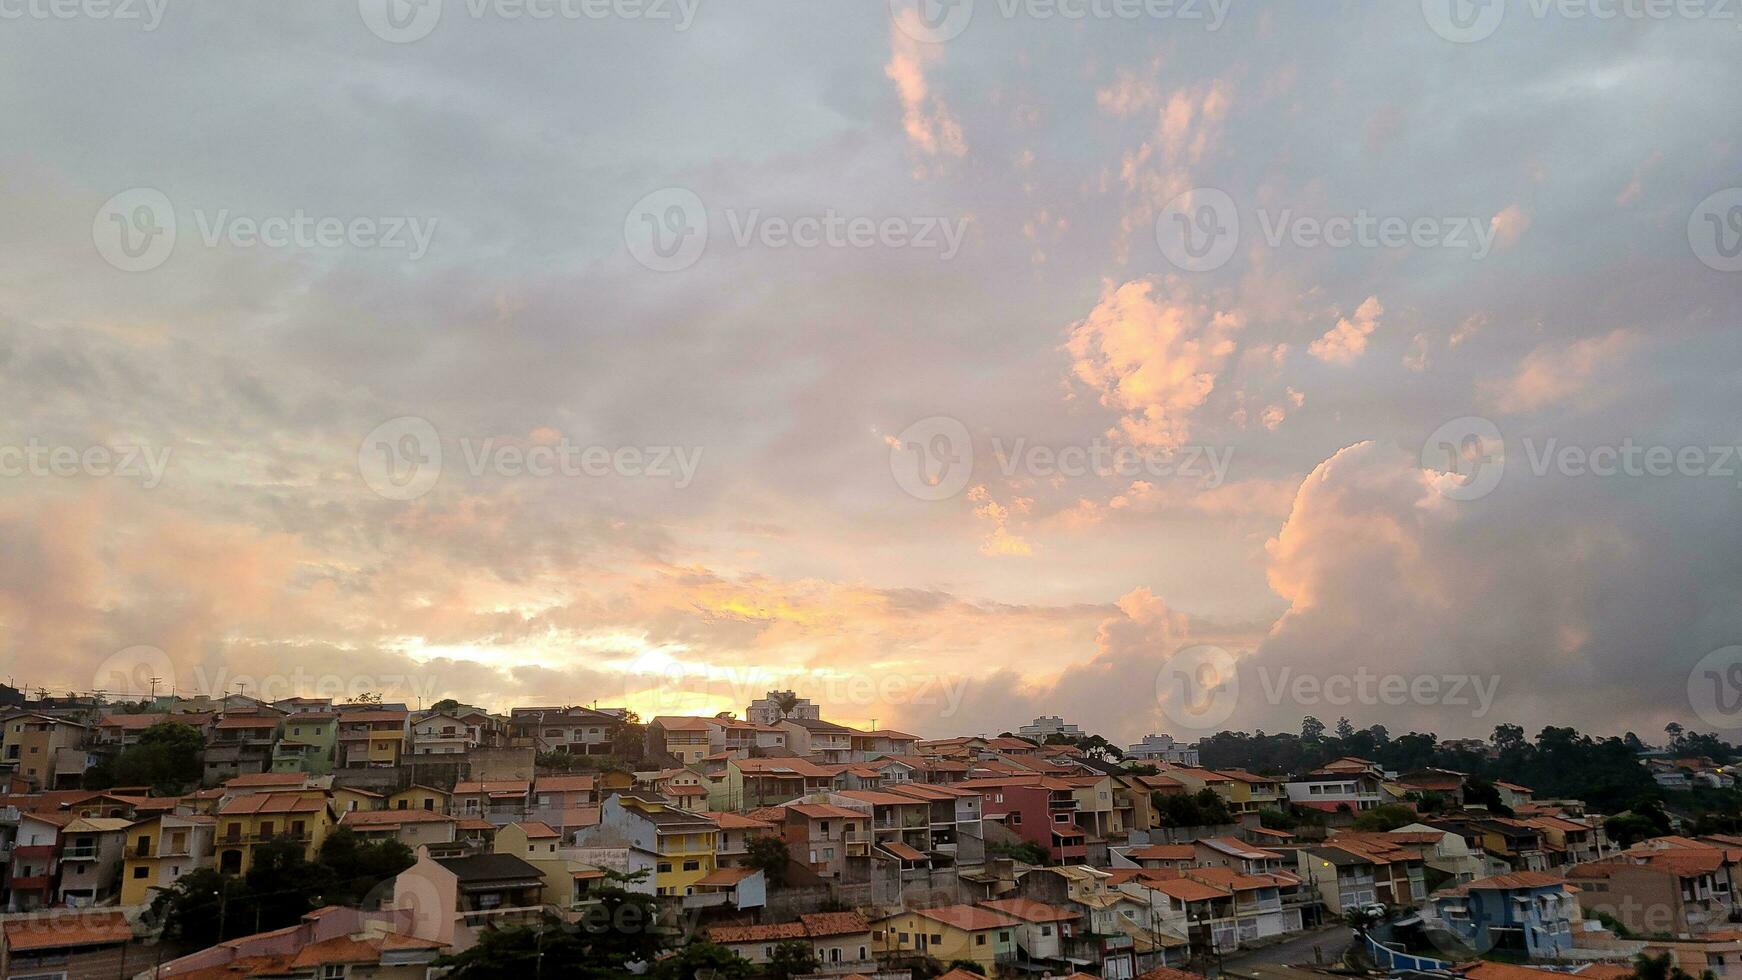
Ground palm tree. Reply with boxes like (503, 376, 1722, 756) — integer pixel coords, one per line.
(773, 691, 801, 719)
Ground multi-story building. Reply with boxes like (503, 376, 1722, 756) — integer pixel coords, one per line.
(745, 691, 819, 726)
(960, 776, 1087, 863)
(648, 716, 713, 764)
(337, 710, 408, 768)
(710, 912, 874, 970)
(874, 905, 1021, 972)
(885, 782, 985, 862)
(702, 811, 777, 868)
(849, 729, 922, 761)
(1567, 853, 1733, 935)
(780, 802, 871, 879)
(778, 718, 856, 763)
(1285, 764, 1385, 813)
(120, 813, 216, 906)
(452, 779, 531, 827)
(271, 711, 337, 774)
(56, 817, 130, 907)
(1018, 716, 1085, 740)
(1125, 734, 1200, 765)
(572, 794, 719, 897)
(203, 712, 285, 783)
(713, 756, 838, 809)
(1430, 870, 1577, 959)
(510, 705, 622, 754)
(0, 714, 90, 789)
(212, 791, 335, 874)
(340, 809, 460, 849)
(7, 811, 71, 911)
(410, 713, 473, 755)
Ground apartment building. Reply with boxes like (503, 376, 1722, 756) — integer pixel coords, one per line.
(961, 776, 1088, 863)
(745, 691, 820, 726)
(1125, 734, 1200, 765)
(782, 802, 872, 879)
(1, 714, 90, 789)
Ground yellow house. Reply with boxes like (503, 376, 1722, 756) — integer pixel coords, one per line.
(1216, 769, 1287, 814)
(874, 905, 1020, 970)
(331, 786, 384, 815)
(121, 814, 217, 906)
(494, 821, 598, 906)
(388, 784, 451, 813)
(574, 794, 719, 897)
(649, 717, 713, 764)
(212, 791, 335, 874)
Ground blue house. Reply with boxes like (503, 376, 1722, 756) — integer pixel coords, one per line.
(1430, 871, 1575, 959)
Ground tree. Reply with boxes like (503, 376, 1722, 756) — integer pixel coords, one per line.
(148, 868, 246, 948)
(1493, 723, 1526, 752)
(87, 721, 204, 791)
(1301, 716, 1326, 741)
(317, 828, 414, 906)
(988, 840, 1050, 865)
(774, 691, 802, 719)
(1336, 717, 1356, 740)
(1625, 950, 1716, 980)
(745, 834, 792, 887)
(351, 691, 384, 705)
(650, 942, 755, 980)
(1353, 804, 1417, 832)
(430, 698, 461, 714)
(767, 940, 820, 980)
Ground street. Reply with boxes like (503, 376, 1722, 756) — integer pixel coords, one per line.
(1216, 925, 1355, 973)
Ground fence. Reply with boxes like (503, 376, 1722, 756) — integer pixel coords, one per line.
(1364, 931, 1452, 972)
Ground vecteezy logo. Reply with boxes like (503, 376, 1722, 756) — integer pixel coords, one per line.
(1156, 645, 1239, 730)
(1156, 188, 1238, 272)
(1691, 646, 1742, 730)
(624, 187, 708, 272)
(359, 416, 442, 501)
(359, 0, 443, 42)
(888, 0, 974, 43)
(92, 645, 178, 700)
(93, 188, 176, 272)
(890, 416, 972, 501)
(1690, 189, 1742, 273)
(1421, 0, 1504, 42)
(1422, 416, 1505, 501)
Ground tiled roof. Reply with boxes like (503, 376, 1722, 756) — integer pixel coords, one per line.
(3, 911, 133, 950)
(534, 774, 596, 793)
(694, 866, 759, 887)
(709, 921, 810, 943)
(224, 773, 309, 789)
(218, 793, 328, 815)
(912, 905, 1022, 931)
(340, 810, 456, 828)
(980, 898, 1080, 923)
(800, 911, 870, 937)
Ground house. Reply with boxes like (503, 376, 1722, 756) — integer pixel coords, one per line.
(1117, 844, 1198, 871)
(781, 802, 872, 879)
(571, 793, 720, 897)
(436, 852, 547, 917)
(153, 904, 445, 980)
(0, 714, 91, 789)
(8, 811, 73, 911)
(716, 756, 838, 809)
(874, 905, 1021, 971)
(1, 909, 139, 980)
(1429, 870, 1577, 959)
(1388, 823, 1490, 886)
(884, 782, 986, 862)
(1397, 768, 1470, 806)
(648, 716, 714, 764)
(212, 791, 335, 873)
(701, 810, 777, 867)
(340, 808, 460, 849)
(120, 813, 216, 906)
(1213, 770, 1287, 815)
(779, 718, 858, 763)
(960, 776, 1088, 863)
(387, 783, 452, 814)
(979, 897, 1083, 970)
(530, 773, 599, 830)
(1567, 850, 1735, 935)
(451, 778, 531, 826)
(222, 771, 314, 797)
(270, 711, 338, 774)
(56, 817, 131, 907)
(410, 713, 473, 755)
(1285, 762, 1384, 812)
(682, 865, 767, 913)
(514, 705, 624, 755)
(1496, 781, 1535, 809)
(711, 911, 874, 968)
(850, 729, 922, 761)
(203, 713, 284, 782)
(337, 710, 408, 768)
(97, 711, 213, 748)
(706, 717, 790, 756)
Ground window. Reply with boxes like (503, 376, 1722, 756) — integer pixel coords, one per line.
(999, 931, 1011, 942)
(1041, 925, 1052, 936)
(323, 965, 346, 979)
(976, 934, 987, 946)
(134, 866, 150, 879)
(683, 860, 700, 871)
(658, 862, 672, 873)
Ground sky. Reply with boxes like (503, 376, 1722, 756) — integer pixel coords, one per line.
(2, 0, 1741, 745)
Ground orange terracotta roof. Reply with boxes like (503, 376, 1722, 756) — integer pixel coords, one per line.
(800, 911, 870, 937)
(980, 898, 1080, 923)
(913, 905, 1022, 931)
(3, 911, 133, 950)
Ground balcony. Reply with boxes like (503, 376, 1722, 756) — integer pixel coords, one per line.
(62, 847, 101, 862)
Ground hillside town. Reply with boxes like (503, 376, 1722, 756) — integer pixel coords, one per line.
(1, 688, 1738, 980)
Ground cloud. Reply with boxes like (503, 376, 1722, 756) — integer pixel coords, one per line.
(1065, 279, 1241, 449)
(1486, 329, 1639, 414)
(1489, 205, 1531, 250)
(885, 15, 967, 164)
(1308, 296, 1383, 365)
